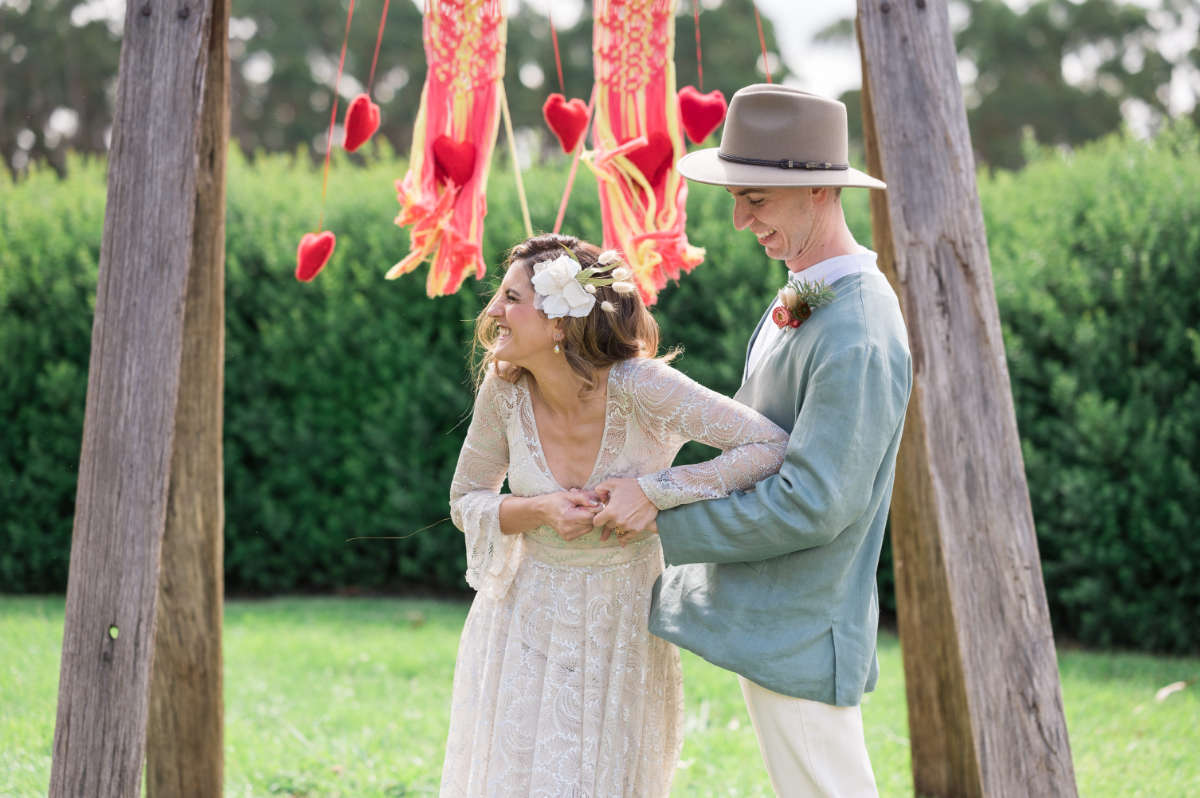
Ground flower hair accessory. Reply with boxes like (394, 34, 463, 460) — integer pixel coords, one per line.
(530, 249, 638, 319)
(773, 276, 836, 329)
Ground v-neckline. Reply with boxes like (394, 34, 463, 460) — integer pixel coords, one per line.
(523, 363, 618, 491)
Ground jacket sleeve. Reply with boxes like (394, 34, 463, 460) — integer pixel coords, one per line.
(657, 342, 910, 565)
(448, 373, 522, 598)
(628, 359, 788, 510)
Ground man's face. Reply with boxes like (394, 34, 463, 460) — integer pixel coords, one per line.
(726, 186, 818, 265)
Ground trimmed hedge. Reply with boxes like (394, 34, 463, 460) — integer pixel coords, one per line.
(984, 125, 1200, 653)
(1, 126, 1196, 652)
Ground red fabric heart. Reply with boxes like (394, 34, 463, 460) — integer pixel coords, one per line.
(295, 231, 336, 282)
(343, 93, 381, 152)
(625, 132, 674, 186)
(542, 93, 589, 153)
(432, 135, 476, 187)
(678, 85, 727, 144)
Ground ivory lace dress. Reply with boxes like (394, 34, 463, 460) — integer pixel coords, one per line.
(441, 357, 787, 797)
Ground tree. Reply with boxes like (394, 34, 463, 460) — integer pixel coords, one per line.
(0, 0, 121, 175)
(1, 0, 786, 175)
(821, 0, 1200, 169)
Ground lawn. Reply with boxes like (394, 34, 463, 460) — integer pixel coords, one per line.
(2, 596, 1197, 796)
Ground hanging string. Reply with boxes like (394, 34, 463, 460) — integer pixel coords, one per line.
(319, 0, 357, 230)
(500, 81, 534, 238)
(366, 0, 391, 95)
(753, 4, 771, 84)
(553, 85, 596, 234)
(693, 0, 703, 90)
(549, 8, 565, 94)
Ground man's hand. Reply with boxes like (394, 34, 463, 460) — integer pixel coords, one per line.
(593, 478, 658, 544)
(540, 489, 604, 541)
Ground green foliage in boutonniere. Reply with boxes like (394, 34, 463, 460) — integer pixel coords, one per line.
(772, 277, 836, 329)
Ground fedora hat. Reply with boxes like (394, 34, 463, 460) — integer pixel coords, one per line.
(676, 84, 886, 190)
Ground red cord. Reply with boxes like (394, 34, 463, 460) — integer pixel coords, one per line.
(693, 0, 703, 90)
(550, 9, 565, 94)
(319, 0, 356, 229)
(367, 0, 391, 95)
(753, 4, 771, 83)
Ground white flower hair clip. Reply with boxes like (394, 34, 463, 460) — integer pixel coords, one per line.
(530, 250, 639, 319)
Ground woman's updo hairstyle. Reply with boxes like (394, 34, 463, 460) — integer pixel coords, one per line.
(474, 233, 667, 392)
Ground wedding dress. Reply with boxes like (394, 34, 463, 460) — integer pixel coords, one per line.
(441, 356, 787, 797)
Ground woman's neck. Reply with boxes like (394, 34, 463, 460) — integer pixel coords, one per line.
(525, 359, 607, 417)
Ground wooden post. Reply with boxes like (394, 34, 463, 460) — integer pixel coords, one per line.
(146, 0, 228, 795)
(856, 2, 1077, 797)
(49, 2, 225, 795)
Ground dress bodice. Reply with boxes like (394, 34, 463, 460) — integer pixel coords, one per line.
(449, 357, 787, 595)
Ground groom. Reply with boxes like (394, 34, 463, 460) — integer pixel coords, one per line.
(600, 85, 911, 796)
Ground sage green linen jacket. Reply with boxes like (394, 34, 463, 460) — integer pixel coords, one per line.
(649, 269, 912, 706)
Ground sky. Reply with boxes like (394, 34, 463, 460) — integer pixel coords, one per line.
(49, 0, 1200, 116)
(751, 0, 862, 99)
(512, 0, 865, 99)
(60, 0, 862, 97)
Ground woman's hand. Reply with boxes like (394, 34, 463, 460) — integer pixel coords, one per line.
(593, 478, 658, 542)
(539, 489, 604, 541)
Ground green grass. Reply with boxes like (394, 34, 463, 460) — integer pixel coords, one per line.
(2, 596, 1197, 796)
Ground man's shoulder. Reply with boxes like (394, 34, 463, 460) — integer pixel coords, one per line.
(797, 273, 904, 346)
(788, 273, 910, 384)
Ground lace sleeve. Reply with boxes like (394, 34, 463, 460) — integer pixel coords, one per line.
(449, 373, 523, 598)
(628, 359, 788, 510)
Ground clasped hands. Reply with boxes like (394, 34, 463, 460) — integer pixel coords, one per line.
(540, 477, 658, 543)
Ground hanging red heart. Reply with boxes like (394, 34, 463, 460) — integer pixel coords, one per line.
(542, 93, 589, 153)
(296, 230, 336, 282)
(432, 135, 477, 187)
(678, 85, 727, 144)
(625, 132, 674, 187)
(343, 93, 381, 152)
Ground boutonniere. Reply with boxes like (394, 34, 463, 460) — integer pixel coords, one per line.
(772, 277, 836, 329)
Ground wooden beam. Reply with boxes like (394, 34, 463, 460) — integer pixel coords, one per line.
(50, 2, 220, 795)
(146, 1, 229, 795)
(855, 3, 1077, 796)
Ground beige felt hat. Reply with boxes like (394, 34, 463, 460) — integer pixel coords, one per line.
(676, 84, 886, 190)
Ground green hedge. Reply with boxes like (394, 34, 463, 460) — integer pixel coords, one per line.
(1, 126, 1197, 652)
(984, 125, 1200, 653)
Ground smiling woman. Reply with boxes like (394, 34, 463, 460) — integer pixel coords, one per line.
(472, 234, 658, 392)
(439, 231, 788, 796)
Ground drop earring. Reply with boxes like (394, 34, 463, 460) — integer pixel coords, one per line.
(553, 342, 562, 354)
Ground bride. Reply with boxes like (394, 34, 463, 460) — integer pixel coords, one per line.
(441, 233, 787, 796)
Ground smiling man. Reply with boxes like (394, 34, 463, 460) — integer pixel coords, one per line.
(648, 85, 913, 796)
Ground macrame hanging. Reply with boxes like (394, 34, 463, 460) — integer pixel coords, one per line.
(589, 0, 703, 305)
(388, 0, 507, 297)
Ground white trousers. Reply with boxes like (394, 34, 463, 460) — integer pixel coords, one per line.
(739, 676, 879, 798)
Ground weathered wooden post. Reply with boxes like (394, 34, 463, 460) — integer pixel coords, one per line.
(856, 2, 1078, 796)
(145, 0, 229, 795)
(49, 1, 228, 795)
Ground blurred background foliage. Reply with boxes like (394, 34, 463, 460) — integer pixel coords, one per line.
(2, 0, 1198, 654)
(2, 122, 1198, 652)
(818, 0, 1200, 169)
(4, 0, 1198, 176)
(0, 0, 788, 175)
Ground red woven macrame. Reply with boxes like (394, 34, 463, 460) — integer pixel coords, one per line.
(388, 0, 506, 296)
(589, 0, 703, 305)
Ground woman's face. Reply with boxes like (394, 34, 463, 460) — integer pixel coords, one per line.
(486, 262, 559, 367)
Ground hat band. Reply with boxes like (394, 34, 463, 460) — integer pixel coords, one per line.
(718, 151, 849, 171)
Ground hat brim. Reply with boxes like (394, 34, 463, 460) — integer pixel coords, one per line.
(677, 148, 886, 190)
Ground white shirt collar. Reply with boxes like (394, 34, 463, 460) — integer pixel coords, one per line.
(787, 250, 878, 286)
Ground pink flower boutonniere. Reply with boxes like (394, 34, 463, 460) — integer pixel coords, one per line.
(773, 277, 836, 329)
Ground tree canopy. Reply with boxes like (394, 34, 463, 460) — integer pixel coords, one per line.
(1, 0, 785, 175)
(820, 0, 1200, 169)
